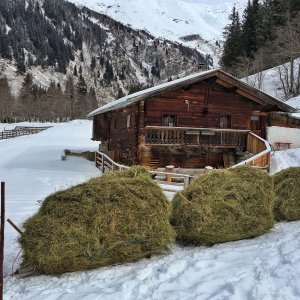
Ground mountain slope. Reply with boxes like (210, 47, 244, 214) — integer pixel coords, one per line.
(71, 0, 248, 59)
(0, 0, 205, 105)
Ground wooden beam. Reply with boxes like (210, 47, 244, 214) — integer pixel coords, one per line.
(216, 79, 234, 88)
(236, 89, 267, 106)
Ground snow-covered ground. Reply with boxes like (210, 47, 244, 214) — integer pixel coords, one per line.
(1, 120, 300, 299)
(0, 121, 100, 277)
(0, 122, 56, 132)
(267, 95, 300, 149)
(243, 59, 300, 103)
(270, 148, 300, 175)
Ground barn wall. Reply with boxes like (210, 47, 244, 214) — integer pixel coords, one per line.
(146, 78, 266, 130)
(140, 145, 226, 168)
(93, 77, 276, 168)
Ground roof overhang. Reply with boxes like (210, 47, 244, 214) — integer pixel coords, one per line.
(88, 69, 295, 117)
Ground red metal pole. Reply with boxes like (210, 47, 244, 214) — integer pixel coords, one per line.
(0, 182, 5, 300)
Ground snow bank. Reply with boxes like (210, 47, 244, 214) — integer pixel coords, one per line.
(4, 221, 300, 299)
(0, 122, 57, 132)
(270, 148, 300, 174)
(1, 120, 300, 299)
(0, 120, 100, 277)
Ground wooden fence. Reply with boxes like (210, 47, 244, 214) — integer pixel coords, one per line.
(0, 126, 52, 140)
(95, 151, 194, 191)
(145, 126, 249, 148)
(95, 132, 272, 191)
(231, 132, 271, 169)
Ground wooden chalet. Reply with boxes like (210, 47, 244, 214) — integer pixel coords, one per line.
(89, 69, 295, 169)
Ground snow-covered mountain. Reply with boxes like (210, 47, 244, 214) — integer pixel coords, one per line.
(70, 0, 248, 59)
(0, 0, 204, 102)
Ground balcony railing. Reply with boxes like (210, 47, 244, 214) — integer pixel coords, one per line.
(144, 126, 249, 148)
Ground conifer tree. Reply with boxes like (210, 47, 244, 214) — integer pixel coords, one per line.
(18, 73, 35, 120)
(0, 77, 14, 122)
(65, 76, 75, 119)
(74, 75, 88, 118)
(241, 0, 262, 57)
(221, 6, 242, 68)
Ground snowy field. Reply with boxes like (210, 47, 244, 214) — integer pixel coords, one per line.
(1, 120, 300, 299)
(0, 121, 100, 277)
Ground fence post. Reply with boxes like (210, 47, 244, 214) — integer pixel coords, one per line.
(101, 154, 105, 173)
(184, 176, 189, 188)
(0, 182, 5, 300)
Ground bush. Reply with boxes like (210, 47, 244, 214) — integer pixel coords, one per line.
(273, 167, 300, 221)
(19, 167, 175, 274)
(171, 166, 275, 246)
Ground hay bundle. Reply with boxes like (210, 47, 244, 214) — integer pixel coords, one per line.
(20, 166, 175, 275)
(273, 167, 300, 221)
(171, 166, 274, 245)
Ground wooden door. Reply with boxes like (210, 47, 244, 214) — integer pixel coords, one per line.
(250, 115, 262, 136)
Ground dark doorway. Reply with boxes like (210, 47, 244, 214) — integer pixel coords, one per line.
(220, 115, 232, 129)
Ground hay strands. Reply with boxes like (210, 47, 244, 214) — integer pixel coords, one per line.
(6, 219, 36, 278)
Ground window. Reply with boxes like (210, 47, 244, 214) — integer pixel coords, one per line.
(163, 114, 176, 127)
(127, 115, 131, 128)
(251, 115, 259, 121)
(220, 115, 231, 129)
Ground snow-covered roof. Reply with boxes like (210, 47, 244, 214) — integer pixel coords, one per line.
(88, 69, 295, 117)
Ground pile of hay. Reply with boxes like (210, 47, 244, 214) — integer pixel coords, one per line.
(273, 167, 300, 221)
(171, 166, 275, 246)
(20, 167, 175, 275)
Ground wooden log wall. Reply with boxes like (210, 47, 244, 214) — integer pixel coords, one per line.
(94, 105, 140, 165)
(146, 79, 266, 130)
(268, 112, 300, 128)
(140, 145, 225, 168)
(92, 77, 276, 168)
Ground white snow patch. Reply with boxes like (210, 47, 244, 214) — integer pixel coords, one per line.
(70, 0, 248, 63)
(270, 148, 300, 174)
(0, 120, 100, 277)
(1, 119, 300, 300)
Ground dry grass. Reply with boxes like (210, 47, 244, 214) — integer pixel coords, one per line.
(19, 166, 175, 275)
(273, 167, 300, 221)
(171, 166, 275, 246)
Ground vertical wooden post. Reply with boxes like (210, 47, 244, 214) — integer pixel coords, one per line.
(166, 165, 174, 183)
(184, 176, 190, 188)
(0, 182, 5, 300)
(101, 154, 105, 173)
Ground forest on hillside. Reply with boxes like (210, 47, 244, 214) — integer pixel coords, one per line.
(0, 0, 205, 121)
(221, 0, 300, 99)
(0, 74, 98, 122)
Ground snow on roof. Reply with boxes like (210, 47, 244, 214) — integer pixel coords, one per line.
(88, 69, 295, 117)
(88, 69, 216, 117)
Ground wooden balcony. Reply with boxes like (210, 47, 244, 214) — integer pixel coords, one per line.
(268, 112, 300, 128)
(144, 126, 249, 148)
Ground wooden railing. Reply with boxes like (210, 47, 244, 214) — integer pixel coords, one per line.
(268, 112, 300, 128)
(145, 126, 249, 148)
(95, 151, 194, 191)
(231, 132, 271, 169)
(0, 126, 52, 140)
